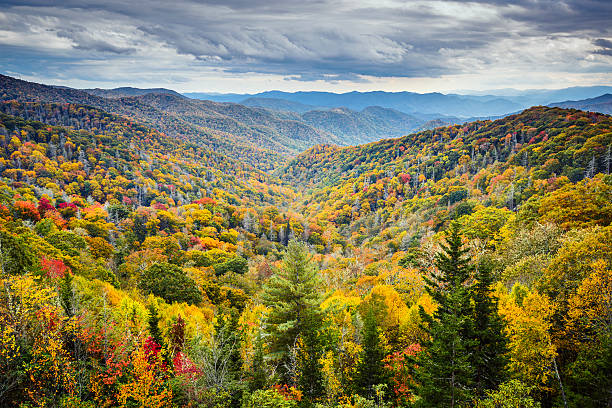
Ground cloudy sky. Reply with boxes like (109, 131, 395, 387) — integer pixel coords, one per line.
(0, 0, 611, 93)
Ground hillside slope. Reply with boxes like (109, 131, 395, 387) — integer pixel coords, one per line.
(0, 75, 337, 170)
(82, 86, 183, 98)
(280, 107, 612, 244)
(550, 93, 612, 115)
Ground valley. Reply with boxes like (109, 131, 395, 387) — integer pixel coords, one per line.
(0, 74, 610, 408)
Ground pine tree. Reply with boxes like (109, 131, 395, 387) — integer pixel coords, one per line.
(471, 259, 508, 397)
(413, 222, 475, 408)
(262, 240, 323, 398)
(354, 293, 390, 399)
(147, 303, 163, 346)
(59, 271, 74, 318)
(216, 309, 245, 408)
(223, 309, 244, 383)
(249, 329, 267, 392)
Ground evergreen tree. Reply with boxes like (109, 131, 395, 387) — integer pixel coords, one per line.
(354, 293, 390, 399)
(249, 329, 267, 392)
(413, 222, 475, 408)
(59, 271, 74, 318)
(215, 309, 245, 408)
(471, 259, 508, 397)
(222, 309, 244, 383)
(147, 303, 163, 346)
(262, 240, 324, 400)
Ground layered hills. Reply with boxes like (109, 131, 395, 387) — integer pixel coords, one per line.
(0, 75, 611, 407)
(550, 93, 612, 115)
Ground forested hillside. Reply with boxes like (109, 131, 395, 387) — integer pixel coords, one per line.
(0, 85, 610, 408)
(0, 75, 336, 171)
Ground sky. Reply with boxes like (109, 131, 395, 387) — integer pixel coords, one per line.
(0, 0, 611, 94)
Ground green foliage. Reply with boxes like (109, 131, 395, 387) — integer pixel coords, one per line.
(249, 331, 268, 392)
(214, 256, 248, 276)
(354, 295, 390, 399)
(262, 241, 323, 389)
(45, 231, 88, 257)
(413, 223, 475, 407)
(148, 303, 163, 346)
(58, 271, 74, 318)
(471, 259, 509, 396)
(476, 380, 541, 408)
(0, 227, 39, 275)
(242, 389, 297, 408)
(140, 262, 202, 305)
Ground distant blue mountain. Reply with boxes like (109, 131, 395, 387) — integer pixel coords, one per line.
(185, 90, 521, 117)
(549, 93, 612, 115)
(184, 86, 612, 118)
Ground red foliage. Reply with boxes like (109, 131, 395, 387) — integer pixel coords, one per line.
(13, 200, 40, 221)
(144, 336, 162, 359)
(37, 197, 55, 216)
(384, 343, 422, 404)
(58, 202, 78, 218)
(172, 352, 201, 379)
(189, 236, 201, 247)
(194, 197, 217, 206)
(271, 384, 303, 401)
(41, 257, 70, 279)
(0, 204, 10, 218)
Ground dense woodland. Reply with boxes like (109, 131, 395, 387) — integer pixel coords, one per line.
(0, 78, 611, 408)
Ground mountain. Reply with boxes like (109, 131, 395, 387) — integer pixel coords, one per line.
(187, 90, 522, 117)
(461, 85, 612, 106)
(186, 86, 612, 119)
(0, 75, 474, 168)
(549, 93, 612, 115)
(82, 86, 183, 98)
(281, 106, 612, 194)
(0, 74, 338, 170)
(240, 97, 321, 113)
(300, 106, 427, 144)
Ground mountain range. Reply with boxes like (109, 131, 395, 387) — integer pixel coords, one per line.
(185, 86, 612, 117)
(3, 73, 612, 175)
(549, 93, 612, 115)
(0, 75, 467, 169)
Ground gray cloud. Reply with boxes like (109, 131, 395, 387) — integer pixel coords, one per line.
(0, 0, 611, 87)
(593, 38, 612, 56)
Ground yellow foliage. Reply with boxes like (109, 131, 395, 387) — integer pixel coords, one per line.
(497, 283, 557, 390)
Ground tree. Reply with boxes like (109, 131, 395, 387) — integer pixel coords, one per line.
(59, 271, 75, 318)
(249, 329, 267, 392)
(413, 222, 475, 408)
(147, 303, 163, 346)
(139, 262, 202, 305)
(476, 380, 541, 408)
(191, 309, 244, 405)
(563, 260, 612, 407)
(354, 293, 390, 399)
(213, 255, 248, 276)
(471, 259, 508, 396)
(262, 240, 323, 399)
(0, 228, 38, 276)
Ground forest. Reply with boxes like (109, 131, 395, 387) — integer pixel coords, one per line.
(0, 91, 611, 408)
